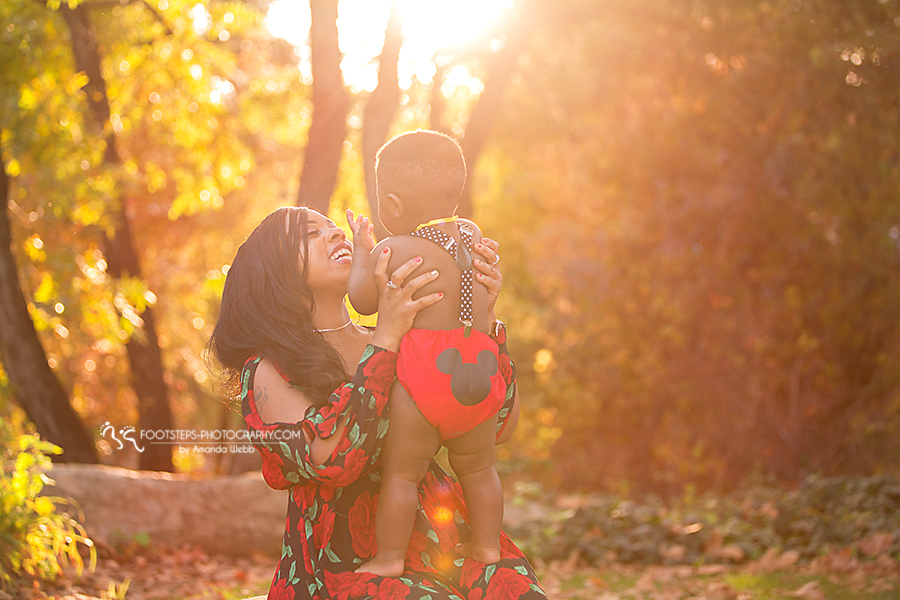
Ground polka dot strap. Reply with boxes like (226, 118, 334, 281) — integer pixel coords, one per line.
(408, 224, 475, 328)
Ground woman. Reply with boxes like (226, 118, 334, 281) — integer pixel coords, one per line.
(209, 206, 546, 599)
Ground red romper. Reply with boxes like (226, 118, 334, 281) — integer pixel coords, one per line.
(395, 223, 507, 440)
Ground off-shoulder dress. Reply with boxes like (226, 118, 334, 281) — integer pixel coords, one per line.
(241, 328, 547, 600)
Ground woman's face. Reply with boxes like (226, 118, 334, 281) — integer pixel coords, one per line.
(297, 210, 353, 293)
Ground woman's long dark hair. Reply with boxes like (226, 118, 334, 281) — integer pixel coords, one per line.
(207, 207, 348, 404)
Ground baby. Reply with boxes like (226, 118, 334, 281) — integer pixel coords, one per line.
(347, 130, 507, 577)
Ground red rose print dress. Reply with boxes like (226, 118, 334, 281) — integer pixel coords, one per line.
(242, 333, 547, 600)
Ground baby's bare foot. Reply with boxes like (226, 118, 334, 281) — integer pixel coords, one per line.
(355, 557, 405, 577)
(456, 543, 501, 565)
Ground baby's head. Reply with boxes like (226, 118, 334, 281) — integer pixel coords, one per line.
(375, 129, 466, 234)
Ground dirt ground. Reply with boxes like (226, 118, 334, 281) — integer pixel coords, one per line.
(17, 542, 898, 600)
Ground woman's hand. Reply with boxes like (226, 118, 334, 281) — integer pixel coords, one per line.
(473, 237, 503, 321)
(369, 248, 442, 352)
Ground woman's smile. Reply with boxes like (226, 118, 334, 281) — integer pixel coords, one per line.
(329, 241, 353, 264)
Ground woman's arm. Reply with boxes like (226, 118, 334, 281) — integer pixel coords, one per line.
(491, 321, 520, 443)
(496, 385, 520, 445)
(472, 236, 502, 329)
(251, 360, 344, 465)
(243, 347, 397, 489)
(470, 238, 521, 443)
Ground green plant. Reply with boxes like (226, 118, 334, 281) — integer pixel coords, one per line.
(0, 420, 96, 592)
(506, 475, 900, 568)
(101, 577, 131, 600)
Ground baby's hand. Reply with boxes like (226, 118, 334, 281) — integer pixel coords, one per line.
(346, 209, 376, 254)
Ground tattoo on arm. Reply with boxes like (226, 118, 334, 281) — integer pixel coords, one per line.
(255, 385, 269, 414)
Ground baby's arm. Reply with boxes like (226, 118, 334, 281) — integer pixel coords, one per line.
(346, 209, 383, 316)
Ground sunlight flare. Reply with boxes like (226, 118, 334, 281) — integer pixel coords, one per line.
(265, 0, 514, 91)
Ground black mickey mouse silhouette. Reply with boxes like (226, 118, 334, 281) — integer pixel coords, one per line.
(436, 348, 499, 406)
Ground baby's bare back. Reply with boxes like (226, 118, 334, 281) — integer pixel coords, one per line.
(384, 226, 490, 334)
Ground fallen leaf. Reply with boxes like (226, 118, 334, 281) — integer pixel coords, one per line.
(709, 544, 746, 563)
(820, 547, 859, 573)
(696, 564, 729, 576)
(777, 550, 801, 569)
(786, 580, 825, 600)
(858, 532, 894, 557)
(865, 553, 900, 578)
(702, 580, 739, 600)
(867, 579, 895, 594)
(749, 548, 800, 573)
(562, 548, 581, 572)
(660, 543, 688, 562)
(760, 501, 779, 519)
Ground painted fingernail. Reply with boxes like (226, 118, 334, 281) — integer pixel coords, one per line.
(439, 292, 444, 297)
(475, 242, 482, 248)
(415, 257, 422, 263)
(431, 270, 439, 276)
(382, 247, 390, 254)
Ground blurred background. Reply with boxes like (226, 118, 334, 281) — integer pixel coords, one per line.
(2, 0, 899, 497)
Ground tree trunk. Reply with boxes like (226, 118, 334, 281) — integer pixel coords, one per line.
(297, 0, 350, 213)
(361, 0, 402, 240)
(457, 34, 523, 218)
(0, 158, 97, 463)
(61, 3, 173, 472)
(103, 209, 174, 472)
(429, 59, 448, 134)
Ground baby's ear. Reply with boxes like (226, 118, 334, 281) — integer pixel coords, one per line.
(436, 348, 462, 375)
(476, 350, 499, 375)
(385, 193, 404, 217)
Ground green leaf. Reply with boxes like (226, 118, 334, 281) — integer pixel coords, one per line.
(360, 345, 375, 362)
(279, 441, 292, 460)
(324, 546, 340, 563)
(347, 422, 361, 446)
(484, 563, 496, 582)
(377, 417, 390, 439)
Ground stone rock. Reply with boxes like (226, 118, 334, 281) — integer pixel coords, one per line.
(44, 464, 286, 557)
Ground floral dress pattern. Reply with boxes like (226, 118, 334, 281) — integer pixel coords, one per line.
(242, 329, 547, 600)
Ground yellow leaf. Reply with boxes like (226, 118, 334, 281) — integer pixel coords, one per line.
(69, 72, 89, 94)
(18, 87, 37, 111)
(6, 158, 21, 177)
(33, 273, 57, 304)
(33, 496, 54, 516)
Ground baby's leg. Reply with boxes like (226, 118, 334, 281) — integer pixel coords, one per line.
(356, 383, 441, 577)
(443, 414, 502, 565)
